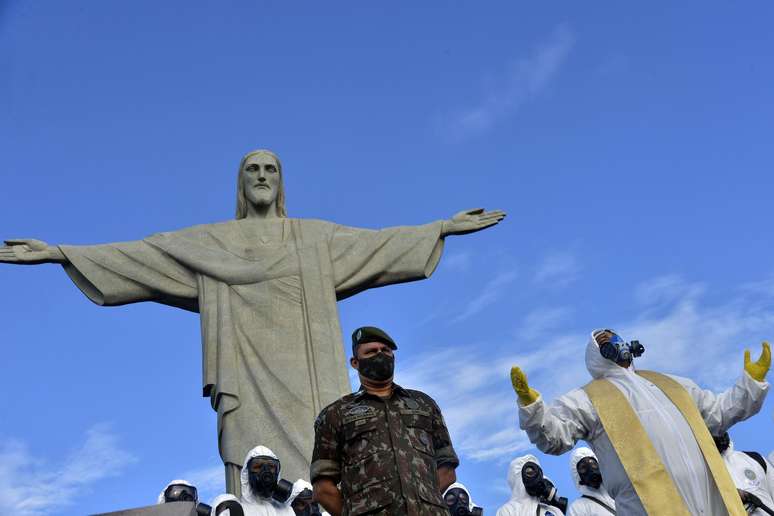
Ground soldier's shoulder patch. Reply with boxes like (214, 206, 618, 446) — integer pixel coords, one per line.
(345, 404, 374, 417)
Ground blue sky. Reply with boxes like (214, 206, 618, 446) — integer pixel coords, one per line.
(2, 1, 774, 513)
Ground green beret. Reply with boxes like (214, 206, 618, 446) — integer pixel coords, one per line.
(351, 326, 397, 354)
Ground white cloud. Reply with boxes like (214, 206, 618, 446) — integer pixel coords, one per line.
(634, 274, 704, 307)
(441, 251, 472, 273)
(0, 424, 136, 516)
(623, 276, 774, 388)
(178, 464, 225, 505)
(533, 251, 580, 288)
(516, 307, 572, 340)
(443, 24, 575, 140)
(452, 270, 518, 322)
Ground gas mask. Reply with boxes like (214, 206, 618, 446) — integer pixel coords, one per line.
(443, 487, 483, 516)
(597, 331, 644, 363)
(291, 488, 322, 516)
(164, 484, 198, 503)
(542, 478, 568, 514)
(163, 484, 212, 516)
(522, 461, 547, 498)
(247, 456, 294, 503)
(713, 432, 731, 454)
(576, 456, 603, 490)
(522, 463, 567, 513)
(357, 352, 394, 381)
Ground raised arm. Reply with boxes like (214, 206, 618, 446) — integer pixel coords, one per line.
(0, 239, 67, 265)
(511, 366, 596, 455)
(679, 342, 770, 434)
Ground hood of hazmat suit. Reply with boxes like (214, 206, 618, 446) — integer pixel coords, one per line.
(566, 447, 615, 515)
(211, 494, 243, 516)
(518, 329, 769, 516)
(157, 479, 196, 505)
(289, 480, 312, 503)
(496, 454, 565, 516)
(240, 446, 294, 516)
(721, 440, 774, 516)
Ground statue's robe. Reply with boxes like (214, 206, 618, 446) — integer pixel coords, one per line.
(59, 218, 444, 483)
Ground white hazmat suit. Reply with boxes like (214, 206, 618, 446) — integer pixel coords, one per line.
(721, 440, 774, 515)
(566, 447, 615, 516)
(496, 454, 565, 516)
(519, 333, 769, 515)
(240, 446, 294, 516)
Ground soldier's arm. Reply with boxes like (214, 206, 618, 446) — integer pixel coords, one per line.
(426, 394, 460, 492)
(311, 404, 344, 515)
(313, 478, 343, 516)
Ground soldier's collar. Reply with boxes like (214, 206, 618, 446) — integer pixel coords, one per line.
(354, 383, 406, 399)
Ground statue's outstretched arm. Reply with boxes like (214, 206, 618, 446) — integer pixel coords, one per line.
(0, 239, 67, 265)
(441, 208, 506, 236)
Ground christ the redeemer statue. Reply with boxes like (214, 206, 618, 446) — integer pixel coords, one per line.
(0, 149, 505, 494)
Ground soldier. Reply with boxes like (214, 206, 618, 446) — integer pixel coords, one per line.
(311, 326, 459, 516)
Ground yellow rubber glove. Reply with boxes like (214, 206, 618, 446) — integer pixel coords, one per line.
(744, 341, 771, 382)
(510, 366, 541, 406)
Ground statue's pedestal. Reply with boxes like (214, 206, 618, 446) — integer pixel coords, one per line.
(93, 502, 197, 516)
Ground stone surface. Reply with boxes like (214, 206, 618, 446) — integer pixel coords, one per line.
(93, 502, 197, 516)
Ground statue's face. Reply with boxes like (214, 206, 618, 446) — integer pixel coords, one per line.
(242, 153, 280, 210)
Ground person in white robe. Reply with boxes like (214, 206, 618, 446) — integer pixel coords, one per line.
(510, 329, 770, 515)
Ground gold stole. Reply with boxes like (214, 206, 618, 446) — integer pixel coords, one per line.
(583, 370, 745, 516)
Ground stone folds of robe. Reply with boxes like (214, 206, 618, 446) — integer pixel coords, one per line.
(59, 217, 445, 481)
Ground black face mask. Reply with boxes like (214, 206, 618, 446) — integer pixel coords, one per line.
(577, 457, 603, 490)
(522, 461, 548, 498)
(357, 352, 394, 381)
(713, 432, 731, 454)
(248, 458, 280, 499)
(164, 484, 198, 503)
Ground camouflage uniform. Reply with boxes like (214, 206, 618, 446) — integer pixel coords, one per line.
(311, 384, 459, 516)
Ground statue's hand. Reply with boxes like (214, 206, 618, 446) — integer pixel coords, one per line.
(442, 208, 506, 236)
(0, 239, 65, 265)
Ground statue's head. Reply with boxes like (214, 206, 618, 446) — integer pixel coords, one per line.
(236, 149, 287, 219)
